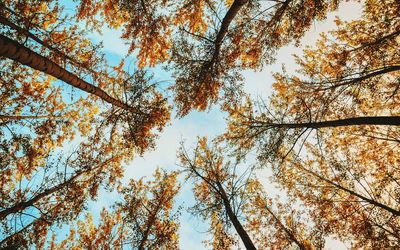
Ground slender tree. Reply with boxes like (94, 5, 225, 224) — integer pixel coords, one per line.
(49, 169, 181, 250)
(244, 179, 323, 250)
(0, 139, 125, 248)
(270, 137, 400, 248)
(179, 137, 257, 249)
(179, 137, 321, 249)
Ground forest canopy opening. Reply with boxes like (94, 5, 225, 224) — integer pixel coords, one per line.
(0, 0, 399, 249)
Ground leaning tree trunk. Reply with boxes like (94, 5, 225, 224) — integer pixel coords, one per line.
(0, 169, 85, 220)
(0, 14, 97, 75)
(318, 65, 400, 91)
(0, 115, 60, 121)
(0, 34, 134, 111)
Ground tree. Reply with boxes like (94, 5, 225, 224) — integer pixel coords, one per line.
(50, 209, 124, 250)
(0, 0, 100, 192)
(170, 0, 346, 115)
(76, 0, 344, 115)
(224, 0, 400, 153)
(220, 0, 400, 248)
(270, 135, 400, 248)
(0, 1, 171, 187)
(0, 139, 125, 249)
(179, 137, 317, 249)
(244, 180, 323, 250)
(1, 0, 171, 155)
(49, 169, 181, 250)
(179, 137, 257, 249)
(115, 169, 180, 249)
(1, 1, 170, 247)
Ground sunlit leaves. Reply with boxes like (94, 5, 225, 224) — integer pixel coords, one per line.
(1, 0, 400, 248)
(0, 1, 171, 247)
(220, 0, 400, 248)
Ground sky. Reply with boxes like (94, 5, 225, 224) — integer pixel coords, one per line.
(60, 1, 364, 249)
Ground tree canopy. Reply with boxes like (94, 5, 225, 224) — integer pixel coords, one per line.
(0, 0, 399, 249)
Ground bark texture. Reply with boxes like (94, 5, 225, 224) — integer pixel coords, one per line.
(0, 15, 97, 75)
(0, 34, 134, 111)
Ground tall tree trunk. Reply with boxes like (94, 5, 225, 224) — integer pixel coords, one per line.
(0, 170, 84, 220)
(265, 0, 292, 28)
(217, 183, 257, 250)
(254, 116, 400, 129)
(211, 0, 291, 63)
(137, 202, 161, 250)
(0, 34, 134, 111)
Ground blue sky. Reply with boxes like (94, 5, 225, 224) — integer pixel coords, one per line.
(55, 1, 364, 248)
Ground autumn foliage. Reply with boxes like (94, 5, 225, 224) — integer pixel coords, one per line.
(1, 0, 399, 249)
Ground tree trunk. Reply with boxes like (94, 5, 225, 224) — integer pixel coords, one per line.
(0, 34, 134, 112)
(0, 15, 97, 75)
(255, 116, 400, 129)
(0, 115, 61, 121)
(211, 0, 248, 62)
(137, 203, 160, 250)
(217, 183, 257, 250)
(0, 170, 84, 220)
(317, 65, 400, 91)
